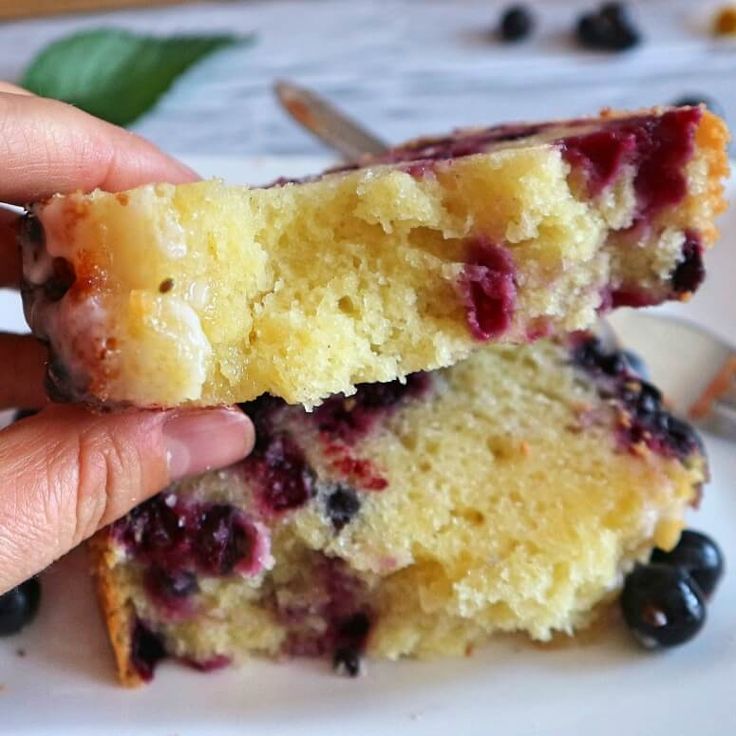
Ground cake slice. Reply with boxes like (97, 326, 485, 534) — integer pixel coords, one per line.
(90, 335, 707, 685)
(22, 106, 728, 408)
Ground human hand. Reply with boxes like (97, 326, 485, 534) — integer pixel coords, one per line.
(0, 83, 254, 593)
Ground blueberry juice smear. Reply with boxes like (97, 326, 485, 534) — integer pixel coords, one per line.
(561, 107, 701, 217)
(459, 238, 517, 341)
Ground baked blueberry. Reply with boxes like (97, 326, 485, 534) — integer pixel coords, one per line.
(0, 578, 41, 636)
(621, 564, 706, 649)
(499, 5, 534, 42)
(651, 530, 724, 598)
(333, 646, 362, 677)
(130, 620, 167, 681)
(621, 350, 649, 379)
(325, 485, 361, 531)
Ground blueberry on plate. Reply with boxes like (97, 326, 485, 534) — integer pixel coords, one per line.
(499, 5, 534, 42)
(0, 578, 41, 636)
(600, 2, 630, 26)
(576, 3, 641, 51)
(621, 564, 705, 649)
(651, 530, 725, 599)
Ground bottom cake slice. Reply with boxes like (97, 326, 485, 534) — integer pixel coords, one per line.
(90, 335, 707, 685)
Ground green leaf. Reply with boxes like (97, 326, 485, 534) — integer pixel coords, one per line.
(22, 29, 251, 127)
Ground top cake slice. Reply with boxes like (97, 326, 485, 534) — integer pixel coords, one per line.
(21, 106, 729, 408)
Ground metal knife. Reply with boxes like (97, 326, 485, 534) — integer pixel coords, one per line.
(274, 80, 388, 161)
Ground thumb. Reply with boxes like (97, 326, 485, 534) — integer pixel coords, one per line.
(0, 405, 253, 592)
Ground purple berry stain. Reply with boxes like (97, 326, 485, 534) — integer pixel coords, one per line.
(571, 336, 702, 461)
(113, 495, 265, 577)
(278, 556, 372, 674)
(315, 372, 430, 443)
(561, 107, 701, 219)
(143, 567, 199, 617)
(245, 433, 316, 514)
(458, 238, 517, 341)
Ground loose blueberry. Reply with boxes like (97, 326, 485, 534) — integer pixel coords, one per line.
(651, 530, 725, 599)
(499, 5, 534, 42)
(0, 578, 41, 636)
(621, 564, 706, 649)
(576, 5, 640, 51)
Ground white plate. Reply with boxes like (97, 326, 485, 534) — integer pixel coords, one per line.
(1, 158, 735, 736)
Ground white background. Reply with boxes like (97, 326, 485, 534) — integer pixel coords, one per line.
(0, 1, 734, 157)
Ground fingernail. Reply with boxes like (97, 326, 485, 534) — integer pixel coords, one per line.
(163, 408, 253, 481)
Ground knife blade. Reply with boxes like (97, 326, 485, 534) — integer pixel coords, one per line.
(274, 80, 389, 161)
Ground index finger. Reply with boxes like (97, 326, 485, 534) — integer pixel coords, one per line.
(0, 91, 198, 202)
(0, 88, 199, 287)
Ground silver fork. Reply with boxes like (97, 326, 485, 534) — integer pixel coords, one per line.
(274, 80, 736, 440)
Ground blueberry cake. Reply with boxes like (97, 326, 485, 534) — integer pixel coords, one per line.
(22, 107, 728, 408)
(90, 336, 707, 685)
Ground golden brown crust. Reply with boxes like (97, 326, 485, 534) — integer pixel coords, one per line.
(88, 531, 143, 687)
(695, 109, 731, 247)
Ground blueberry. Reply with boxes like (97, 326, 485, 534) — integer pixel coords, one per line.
(333, 646, 362, 677)
(670, 237, 705, 295)
(0, 578, 41, 636)
(651, 530, 724, 599)
(600, 2, 630, 26)
(621, 350, 649, 379)
(621, 564, 706, 649)
(635, 382, 662, 417)
(325, 484, 361, 531)
(499, 5, 534, 42)
(598, 352, 627, 377)
(576, 6, 641, 51)
(130, 620, 167, 681)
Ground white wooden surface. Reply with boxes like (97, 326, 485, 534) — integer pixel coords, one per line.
(0, 0, 734, 156)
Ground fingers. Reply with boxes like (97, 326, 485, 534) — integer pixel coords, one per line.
(0, 208, 22, 288)
(0, 82, 33, 96)
(0, 333, 48, 409)
(0, 405, 254, 592)
(0, 90, 198, 204)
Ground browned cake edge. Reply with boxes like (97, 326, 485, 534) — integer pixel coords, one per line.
(88, 532, 142, 687)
